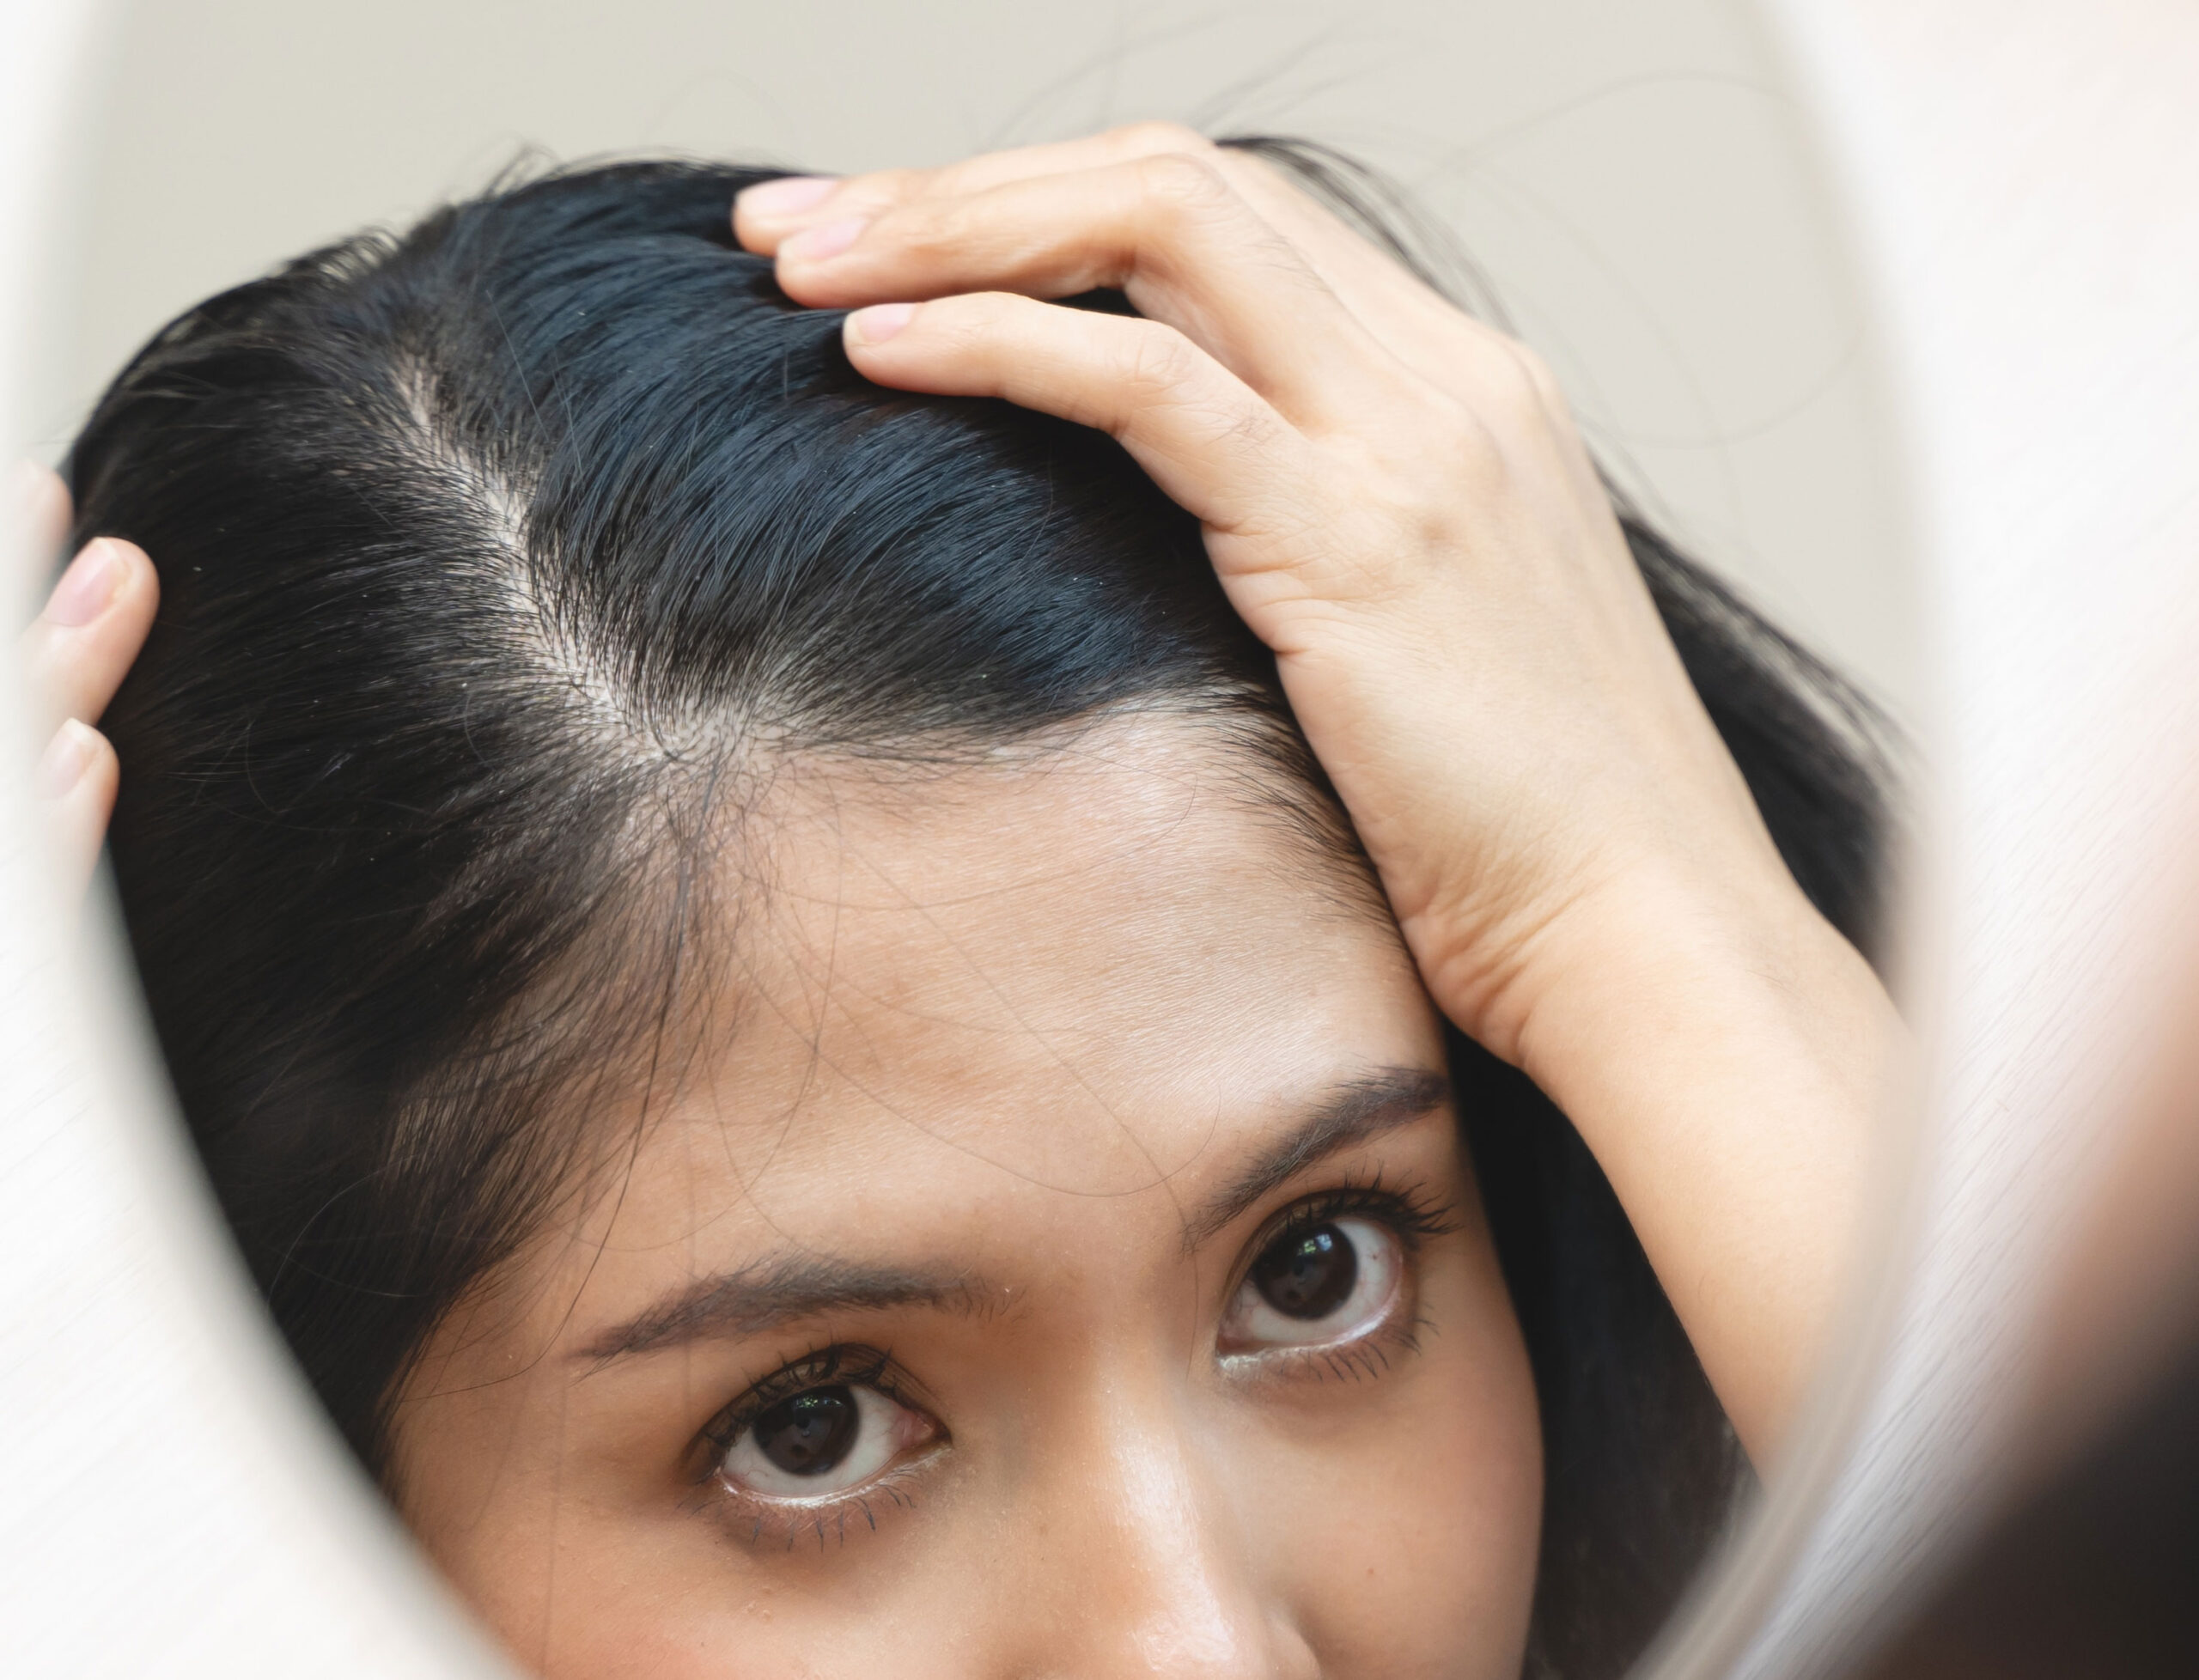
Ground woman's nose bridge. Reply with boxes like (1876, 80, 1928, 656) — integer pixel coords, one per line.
(1000, 1375, 1312, 1680)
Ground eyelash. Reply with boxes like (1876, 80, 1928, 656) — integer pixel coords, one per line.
(1256, 1171, 1459, 1257)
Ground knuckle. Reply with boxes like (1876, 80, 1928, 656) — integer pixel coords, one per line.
(1210, 143, 1284, 194)
(1120, 322, 1202, 398)
(1131, 149, 1233, 216)
(1396, 387, 1491, 462)
(1442, 408, 1502, 467)
(892, 201, 974, 264)
(964, 289, 1027, 331)
(845, 166, 928, 211)
(924, 290, 1016, 347)
(871, 166, 928, 198)
(1491, 338, 1563, 419)
(1416, 403, 1513, 498)
(1106, 120, 1213, 161)
(1512, 340, 1559, 392)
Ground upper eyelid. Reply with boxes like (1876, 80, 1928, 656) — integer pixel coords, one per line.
(697, 1344, 923, 1457)
(1242, 1177, 1453, 1253)
(1220, 1178, 1454, 1300)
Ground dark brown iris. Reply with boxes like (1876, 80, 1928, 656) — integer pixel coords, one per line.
(753, 1386, 859, 1476)
(1252, 1222, 1358, 1319)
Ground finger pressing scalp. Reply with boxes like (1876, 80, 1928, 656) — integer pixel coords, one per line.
(732, 174, 842, 253)
(772, 157, 1383, 426)
(837, 290, 1306, 541)
(21, 536, 160, 731)
(45, 538, 131, 628)
(734, 167, 945, 253)
(844, 302, 917, 346)
(36, 717, 119, 895)
(732, 124, 1234, 257)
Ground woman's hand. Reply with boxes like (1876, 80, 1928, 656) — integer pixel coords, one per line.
(12, 464, 158, 893)
(734, 127, 1904, 1460)
(738, 129, 1814, 1062)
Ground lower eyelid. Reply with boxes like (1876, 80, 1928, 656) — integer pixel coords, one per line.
(1246, 1304, 1429, 1387)
(710, 1452, 937, 1552)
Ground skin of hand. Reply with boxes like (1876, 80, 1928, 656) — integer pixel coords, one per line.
(10, 464, 158, 893)
(734, 126, 1907, 1461)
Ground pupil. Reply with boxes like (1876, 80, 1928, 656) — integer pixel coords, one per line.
(753, 1386, 858, 1476)
(1253, 1222, 1358, 1319)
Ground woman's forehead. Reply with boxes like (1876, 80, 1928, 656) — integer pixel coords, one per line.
(603, 723, 1439, 1226)
(721, 719, 1407, 1041)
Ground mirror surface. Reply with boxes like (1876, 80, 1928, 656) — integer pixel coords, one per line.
(20, 3, 1926, 1677)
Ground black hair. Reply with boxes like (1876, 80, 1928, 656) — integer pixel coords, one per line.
(66, 153, 1892, 1680)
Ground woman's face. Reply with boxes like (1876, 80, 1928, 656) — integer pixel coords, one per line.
(391, 720, 1542, 1679)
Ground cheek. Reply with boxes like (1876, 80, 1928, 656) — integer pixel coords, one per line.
(1247, 1248, 1544, 1679)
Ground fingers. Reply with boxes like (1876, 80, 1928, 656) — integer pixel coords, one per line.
(1203, 150, 1505, 367)
(35, 719, 119, 894)
(734, 123, 1217, 253)
(10, 467, 133, 892)
(733, 124, 1461, 362)
(1200, 149, 1587, 452)
(737, 126, 1581, 448)
(843, 293, 1317, 547)
(21, 535, 159, 732)
(771, 154, 1389, 423)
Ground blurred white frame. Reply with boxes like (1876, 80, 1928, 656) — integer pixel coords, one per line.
(4, 3, 2198, 1677)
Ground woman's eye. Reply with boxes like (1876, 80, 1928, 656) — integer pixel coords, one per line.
(719, 1382, 928, 1499)
(1222, 1215, 1404, 1351)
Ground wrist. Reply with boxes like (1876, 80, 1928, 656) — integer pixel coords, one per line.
(1412, 844, 1873, 1083)
(1431, 856, 1900, 1457)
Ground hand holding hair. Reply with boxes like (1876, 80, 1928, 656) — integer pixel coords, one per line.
(10, 464, 157, 894)
(738, 127, 1908, 1462)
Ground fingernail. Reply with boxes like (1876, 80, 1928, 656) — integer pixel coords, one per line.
(782, 216, 868, 262)
(36, 721, 94, 800)
(740, 175, 840, 218)
(46, 539, 121, 627)
(847, 303, 917, 345)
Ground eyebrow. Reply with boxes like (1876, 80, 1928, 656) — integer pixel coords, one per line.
(1178, 1064, 1451, 1250)
(576, 1064, 1450, 1366)
(576, 1255, 985, 1365)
